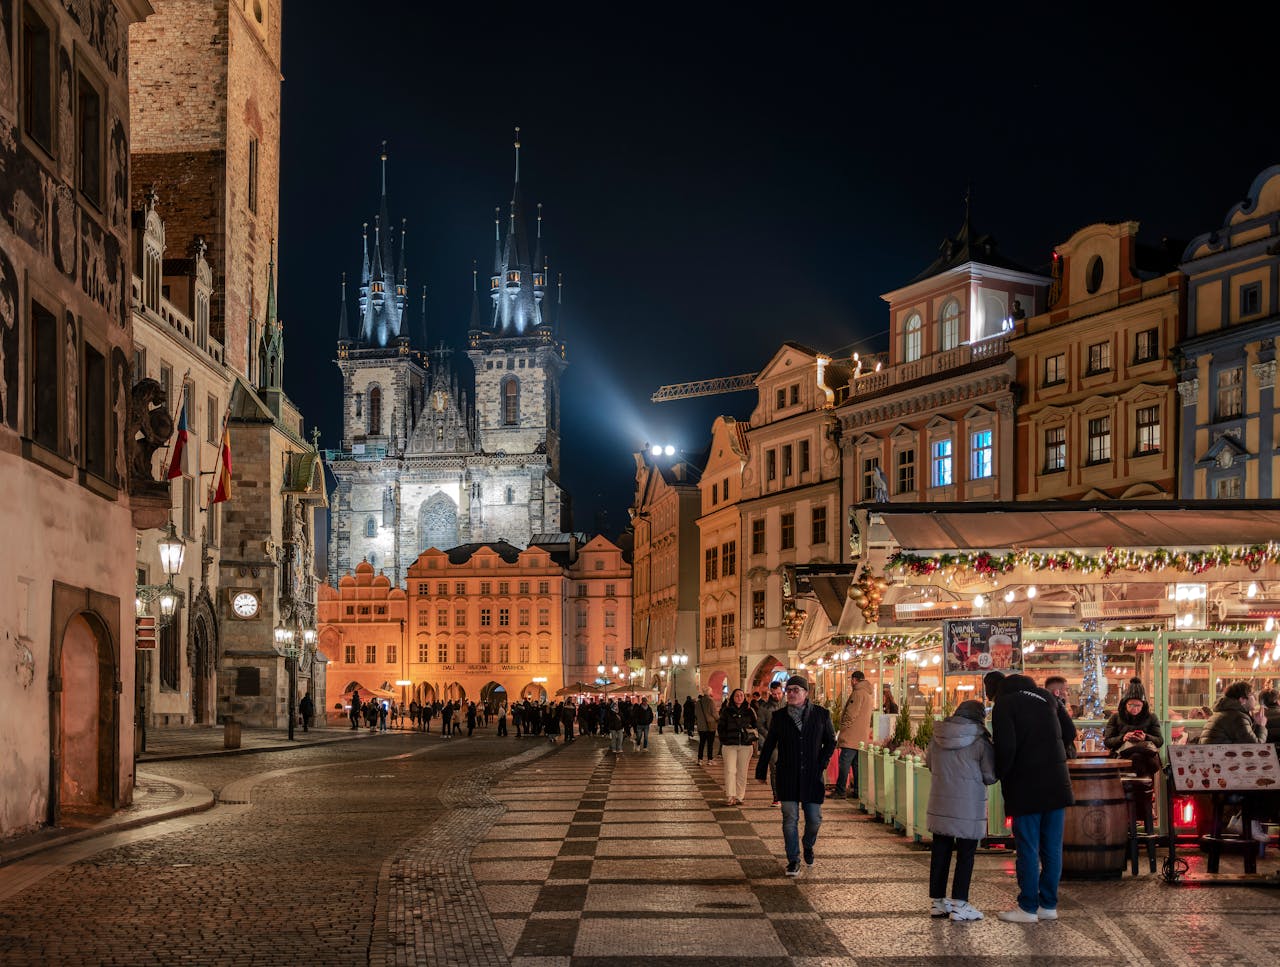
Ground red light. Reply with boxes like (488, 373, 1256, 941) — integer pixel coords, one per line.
(1052, 251, 1060, 261)
(1175, 798, 1195, 826)
(1004, 816, 1013, 829)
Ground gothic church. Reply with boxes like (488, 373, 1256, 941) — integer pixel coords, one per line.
(327, 137, 567, 584)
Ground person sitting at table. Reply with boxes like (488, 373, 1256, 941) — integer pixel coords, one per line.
(1259, 689, 1280, 746)
(1198, 682, 1267, 744)
(1103, 693, 1163, 776)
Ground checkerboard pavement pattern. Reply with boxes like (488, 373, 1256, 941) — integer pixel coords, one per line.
(474, 731, 1280, 966)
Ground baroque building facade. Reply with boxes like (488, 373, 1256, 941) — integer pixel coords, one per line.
(696, 416, 749, 698)
(1177, 166, 1280, 499)
(327, 141, 567, 583)
(0, 0, 152, 837)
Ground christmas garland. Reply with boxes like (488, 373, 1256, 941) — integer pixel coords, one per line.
(888, 543, 1279, 578)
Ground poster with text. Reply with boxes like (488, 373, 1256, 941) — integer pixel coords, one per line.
(942, 617, 1023, 676)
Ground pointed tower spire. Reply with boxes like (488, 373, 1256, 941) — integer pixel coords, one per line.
(264, 237, 277, 328)
(372, 216, 384, 278)
(260, 238, 284, 391)
(398, 217, 408, 285)
(419, 284, 428, 348)
(469, 259, 482, 330)
(361, 221, 370, 282)
(533, 201, 544, 277)
(513, 125, 521, 186)
(337, 272, 350, 342)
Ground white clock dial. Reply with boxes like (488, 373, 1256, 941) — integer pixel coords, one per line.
(232, 592, 259, 618)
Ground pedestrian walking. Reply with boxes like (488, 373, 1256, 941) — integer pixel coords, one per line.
(683, 695, 696, 737)
(755, 676, 835, 877)
(466, 701, 477, 737)
(299, 692, 315, 732)
(441, 700, 455, 738)
(604, 701, 624, 754)
(512, 702, 524, 737)
(633, 697, 654, 750)
(378, 700, 389, 732)
(719, 688, 758, 805)
(497, 701, 509, 737)
(561, 700, 577, 744)
(925, 700, 997, 922)
(991, 673, 1074, 923)
(423, 701, 436, 733)
(657, 702, 668, 735)
(695, 688, 719, 763)
(834, 670, 875, 798)
(757, 680, 784, 806)
(349, 688, 361, 729)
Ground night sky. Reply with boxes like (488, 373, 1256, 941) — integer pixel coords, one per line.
(277, 7, 1277, 537)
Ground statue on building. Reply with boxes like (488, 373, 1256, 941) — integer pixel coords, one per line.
(127, 378, 173, 491)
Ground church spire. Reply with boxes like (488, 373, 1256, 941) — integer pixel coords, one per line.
(337, 273, 350, 342)
(260, 239, 284, 391)
(469, 260, 482, 331)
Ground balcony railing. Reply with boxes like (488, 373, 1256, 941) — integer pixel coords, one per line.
(848, 334, 1009, 398)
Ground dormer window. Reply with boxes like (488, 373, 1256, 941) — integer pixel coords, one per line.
(904, 313, 922, 362)
(372, 281, 384, 294)
(534, 274, 544, 286)
(506, 271, 520, 284)
(490, 277, 500, 290)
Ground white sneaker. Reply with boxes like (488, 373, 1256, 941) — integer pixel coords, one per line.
(949, 901, 983, 921)
(997, 908, 1039, 923)
(930, 898, 952, 918)
(1036, 907, 1058, 920)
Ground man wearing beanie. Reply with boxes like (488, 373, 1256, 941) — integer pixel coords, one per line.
(755, 675, 836, 877)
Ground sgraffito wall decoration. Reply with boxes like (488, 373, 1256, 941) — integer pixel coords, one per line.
(0, 243, 16, 429)
(110, 346, 127, 486)
(61, 0, 121, 77)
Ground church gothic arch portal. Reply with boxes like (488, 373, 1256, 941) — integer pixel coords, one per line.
(418, 492, 459, 553)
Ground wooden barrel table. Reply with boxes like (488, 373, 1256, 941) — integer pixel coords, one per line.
(1061, 757, 1130, 879)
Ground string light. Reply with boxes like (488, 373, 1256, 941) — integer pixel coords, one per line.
(890, 542, 1280, 578)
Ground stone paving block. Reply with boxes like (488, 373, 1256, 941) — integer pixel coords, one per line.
(574, 916, 786, 957)
(584, 883, 761, 914)
(594, 838, 733, 858)
(477, 884, 542, 914)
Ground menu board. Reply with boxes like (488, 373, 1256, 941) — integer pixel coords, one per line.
(942, 618, 1023, 676)
(1168, 743, 1280, 792)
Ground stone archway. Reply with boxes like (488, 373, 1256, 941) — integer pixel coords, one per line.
(415, 682, 437, 705)
(750, 655, 787, 692)
(417, 492, 459, 553)
(707, 670, 729, 702)
(480, 681, 507, 712)
(59, 612, 115, 817)
(444, 681, 467, 702)
(519, 681, 548, 703)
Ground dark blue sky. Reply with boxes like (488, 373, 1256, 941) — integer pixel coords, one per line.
(278, 6, 1277, 536)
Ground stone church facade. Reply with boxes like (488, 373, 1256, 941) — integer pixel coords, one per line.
(328, 138, 567, 583)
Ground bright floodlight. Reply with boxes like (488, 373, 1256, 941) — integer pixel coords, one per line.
(663, 445, 675, 456)
(651, 445, 662, 456)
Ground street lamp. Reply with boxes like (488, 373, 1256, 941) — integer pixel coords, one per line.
(275, 624, 299, 741)
(133, 520, 189, 755)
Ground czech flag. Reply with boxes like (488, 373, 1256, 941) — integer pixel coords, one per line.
(210, 426, 233, 504)
(166, 404, 189, 480)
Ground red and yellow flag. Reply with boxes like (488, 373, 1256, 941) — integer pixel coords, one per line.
(210, 427, 232, 504)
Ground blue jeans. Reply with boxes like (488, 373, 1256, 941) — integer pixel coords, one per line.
(835, 747, 858, 795)
(1011, 809, 1065, 913)
(634, 724, 649, 749)
(780, 801, 822, 863)
(610, 729, 623, 752)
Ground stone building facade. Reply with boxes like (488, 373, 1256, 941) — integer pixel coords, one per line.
(0, 0, 152, 838)
(696, 416, 749, 699)
(328, 143, 567, 583)
(1013, 222, 1183, 500)
(1177, 166, 1280, 499)
(131, 195, 232, 730)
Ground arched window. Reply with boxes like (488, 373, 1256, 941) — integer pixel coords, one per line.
(939, 299, 961, 351)
(502, 378, 519, 426)
(365, 517, 377, 538)
(904, 313, 922, 362)
(368, 386, 382, 434)
(506, 487, 514, 504)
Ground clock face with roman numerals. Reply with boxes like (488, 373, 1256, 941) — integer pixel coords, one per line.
(232, 591, 259, 618)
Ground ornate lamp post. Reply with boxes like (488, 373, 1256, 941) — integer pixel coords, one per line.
(134, 521, 187, 753)
(275, 624, 297, 741)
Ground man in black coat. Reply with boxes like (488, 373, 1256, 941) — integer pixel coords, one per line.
(755, 675, 836, 877)
(991, 673, 1074, 923)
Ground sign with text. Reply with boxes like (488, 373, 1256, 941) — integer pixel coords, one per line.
(1169, 743, 1280, 792)
(942, 617, 1022, 675)
(135, 615, 156, 649)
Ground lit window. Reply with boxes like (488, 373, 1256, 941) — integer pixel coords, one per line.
(1215, 476, 1242, 499)
(970, 429, 993, 480)
(904, 312, 922, 362)
(1134, 328, 1159, 364)
(1044, 353, 1065, 385)
(931, 439, 953, 487)
(897, 449, 915, 494)
(861, 457, 880, 500)
(1135, 405, 1160, 454)
(752, 590, 766, 628)
(940, 299, 961, 351)
(811, 507, 827, 545)
(1087, 416, 1112, 463)
(780, 512, 795, 550)
(1217, 367, 1243, 420)
(1086, 341, 1111, 375)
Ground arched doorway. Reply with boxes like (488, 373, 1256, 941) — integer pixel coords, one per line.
(415, 682, 437, 705)
(707, 670, 728, 702)
(191, 614, 211, 725)
(418, 492, 459, 553)
(444, 682, 467, 702)
(480, 681, 507, 712)
(751, 655, 787, 692)
(520, 681, 547, 702)
(59, 613, 115, 817)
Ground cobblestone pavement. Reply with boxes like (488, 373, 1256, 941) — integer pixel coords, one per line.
(478, 731, 1280, 966)
(137, 722, 377, 761)
(7, 728, 1280, 965)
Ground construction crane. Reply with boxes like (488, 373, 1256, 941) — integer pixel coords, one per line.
(651, 372, 758, 403)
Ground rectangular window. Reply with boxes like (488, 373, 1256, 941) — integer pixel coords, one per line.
(1087, 416, 1112, 463)
(344, 644, 356, 664)
(790, 383, 799, 405)
(1241, 282, 1262, 318)
(480, 641, 491, 663)
(604, 610, 616, 628)
(30, 299, 59, 452)
(775, 387, 785, 409)
(518, 581, 529, 595)
(577, 584, 587, 597)
(455, 609, 466, 627)
(897, 449, 915, 494)
(721, 541, 736, 576)
(538, 580, 549, 595)
(782, 444, 792, 478)
(538, 643, 549, 663)
(538, 607, 549, 626)
(498, 608, 510, 627)
(132, 346, 146, 385)
(386, 644, 397, 665)
(1044, 353, 1065, 386)
(436, 608, 447, 626)
(931, 439, 953, 487)
(454, 642, 466, 663)
(437, 641, 448, 663)
(704, 547, 718, 582)
(811, 506, 827, 545)
(518, 608, 529, 626)
(418, 642, 429, 663)
(1135, 405, 1160, 454)
(182, 476, 194, 538)
(207, 394, 219, 442)
(752, 590, 766, 628)
(576, 608, 588, 629)
(479, 581, 491, 595)
(1217, 367, 1243, 420)
(77, 71, 103, 208)
(721, 613, 735, 649)
(83, 344, 106, 477)
(480, 608, 491, 627)
(751, 519, 766, 555)
(417, 611, 429, 627)
(365, 644, 377, 664)
(765, 449, 776, 482)
(780, 512, 795, 550)
(502, 641, 513, 663)
(1041, 425, 1066, 472)
(438, 582, 448, 596)
(1215, 476, 1242, 499)
(704, 615, 717, 649)
(798, 439, 810, 473)
(861, 457, 880, 500)
(721, 479, 729, 501)
(970, 429, 993, 480)
(605, 583, 616, 597)
(1134, 328, 1159, 363)
(21, 4, 53, 152)
(498, 581, 509, 595)
(1087, 341, 1112, 374)
(455, 582, 466, 596)
(247, 136, 259, 214)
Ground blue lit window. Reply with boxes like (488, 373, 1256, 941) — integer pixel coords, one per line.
(931, 439, 953, 487)
(970, 430, 993, 479)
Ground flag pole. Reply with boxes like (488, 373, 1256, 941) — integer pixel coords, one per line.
(158, 369, 193, 479)
(206, 395, 234, 508)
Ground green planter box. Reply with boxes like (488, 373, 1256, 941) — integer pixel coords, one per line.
(911, 757, 931, 842)
(877, 749, 896, 825)
(856, 744, 874, 812)
(893, 755, 909, 831)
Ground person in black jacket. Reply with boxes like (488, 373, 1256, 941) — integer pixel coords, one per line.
(682, 695, 696, 736)
(719, 689, 758, 805)
(633, 698, 655, 751)
(755, 676, 836, 876)
(991, 674, 1073, 923)
(1103, 695, 1163, 775)
(604, 701, 624, 753)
